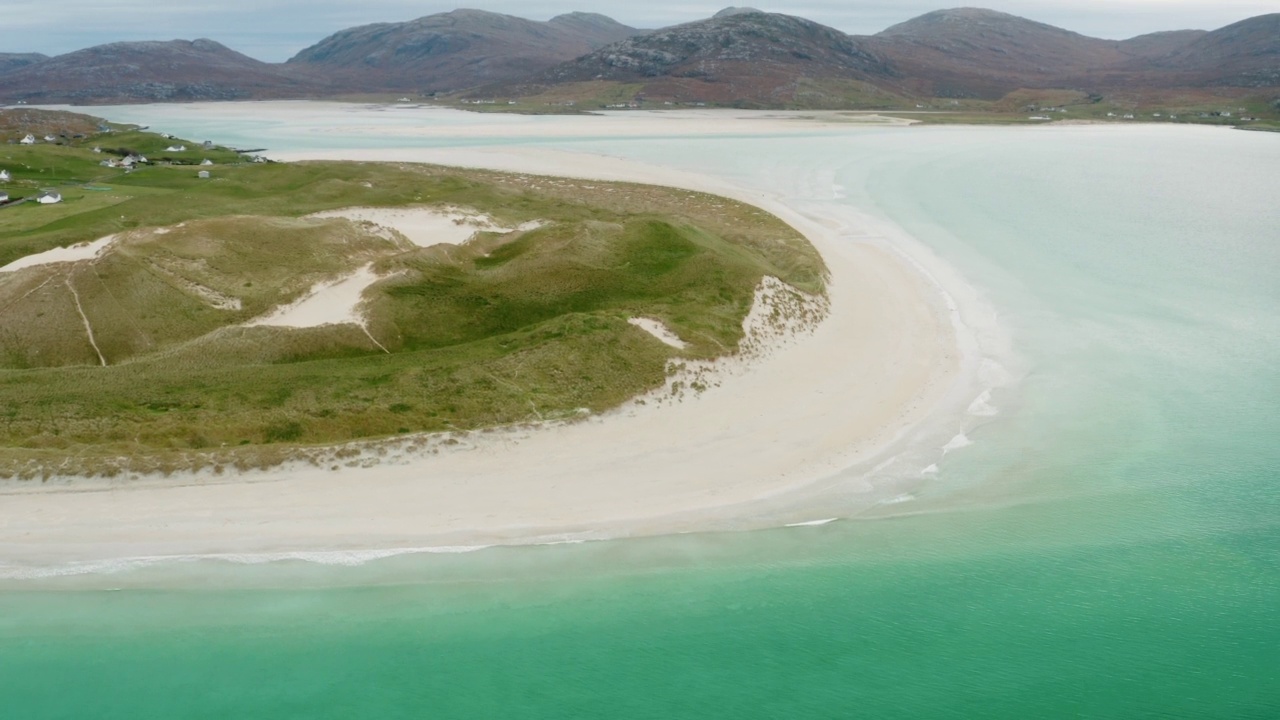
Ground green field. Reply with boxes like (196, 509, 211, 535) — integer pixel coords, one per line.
(0, 122, 825, 479)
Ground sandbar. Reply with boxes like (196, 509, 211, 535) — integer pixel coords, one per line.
(0, 112, 972, 573)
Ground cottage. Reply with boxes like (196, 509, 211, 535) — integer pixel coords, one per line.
(165, 144, 187, 152)
(43, 135, 57, 142)
(0, 169, 9, 181)
(93, 146, 102, 153)
(200, 158, 213, 166)
(36, 191, 62, 204)
(198, 170, 211, 179)
(20, 134, 35, 145)
(0, 191, 9, 203)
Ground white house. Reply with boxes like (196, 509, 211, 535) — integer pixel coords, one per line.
(200, 158, 213, 166)
(20, 134, 35, 145)
(0, 192, 9, 203)
(92, 146, 102, 153)
(43, 135, 57, 142)
(165, 144, 187, 152)
(36, 191, 62, 204)
(0, 169, 9, 181)
(197, 170, 211, 179)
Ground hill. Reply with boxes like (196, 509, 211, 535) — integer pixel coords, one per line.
(0, 39, 319, 104)
(287, 9, 640, 93)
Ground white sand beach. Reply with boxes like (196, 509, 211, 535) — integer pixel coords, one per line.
(0, 109, 983, 571)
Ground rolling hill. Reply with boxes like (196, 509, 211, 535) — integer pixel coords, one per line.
(286, 9, 641, 93)
(0, 39, 319, 104)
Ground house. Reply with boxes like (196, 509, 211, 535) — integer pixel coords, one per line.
(43, 135, 56, 142)
(92, 146, 102, 153)
(0, 169, 9, 181)
(165, 144, 187, 152)
(197, 170, 211, 179)
(0, 191, 9, 203)
(20, 134, 35, 145)
(200, 158, 213, 166)
(36, 191, 62, 204)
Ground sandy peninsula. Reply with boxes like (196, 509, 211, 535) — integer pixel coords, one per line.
(0, 115, 975, 574)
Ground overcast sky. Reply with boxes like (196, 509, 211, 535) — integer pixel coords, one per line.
(2, 0, 1278, 61)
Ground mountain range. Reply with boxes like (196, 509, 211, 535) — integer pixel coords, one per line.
(0, 7, 1276, 108)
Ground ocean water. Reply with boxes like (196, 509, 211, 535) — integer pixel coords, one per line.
(2, 108, 1277, 718)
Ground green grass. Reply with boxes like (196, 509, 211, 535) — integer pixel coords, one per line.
(0, 124, 826, 478)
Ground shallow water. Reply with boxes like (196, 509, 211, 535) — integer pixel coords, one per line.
(3, 107, 1278, 717)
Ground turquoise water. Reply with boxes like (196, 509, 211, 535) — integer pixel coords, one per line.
(3, 110, 1277, 717)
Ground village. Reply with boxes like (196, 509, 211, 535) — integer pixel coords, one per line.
(0, 116, 266, 210)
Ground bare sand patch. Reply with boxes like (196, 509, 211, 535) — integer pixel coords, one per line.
(0, 235, 115, 273)
(308, 206, 532, 247)
(246, 263, 382, 329)
(628, 317, 688, 350)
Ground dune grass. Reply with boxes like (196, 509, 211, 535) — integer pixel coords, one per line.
(0, 124, 825, 479)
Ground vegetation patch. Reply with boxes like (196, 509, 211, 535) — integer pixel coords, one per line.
(0, 115, 826, 478)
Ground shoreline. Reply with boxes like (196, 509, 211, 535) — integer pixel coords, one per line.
(0, 137, 993, 580)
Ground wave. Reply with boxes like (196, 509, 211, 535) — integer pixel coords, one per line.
(0, 545, 494, 581)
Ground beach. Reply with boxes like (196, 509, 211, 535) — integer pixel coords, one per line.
(0, 111, 975, 571)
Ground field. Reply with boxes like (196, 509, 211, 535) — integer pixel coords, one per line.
(0, 117, 825, 478)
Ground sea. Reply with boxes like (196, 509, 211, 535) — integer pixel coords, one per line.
(2, 106, 1277, 718)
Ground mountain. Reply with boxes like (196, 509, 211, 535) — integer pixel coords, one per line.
(287, 9, 640, 93)
(1116, 30, 1207, 59)
(1149, 14, 1280, 87)
(0, 40, 318, 104)
(493, 9, 899, 106)
(867, 8, 1132, 97)
(0, 53, 47, 76)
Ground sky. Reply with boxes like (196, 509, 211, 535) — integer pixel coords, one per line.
(1, 0, 1278, 62)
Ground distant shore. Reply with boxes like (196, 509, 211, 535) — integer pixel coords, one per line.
(0, 111, 973, 575)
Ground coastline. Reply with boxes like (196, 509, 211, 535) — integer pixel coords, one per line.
(0, 135, 987, 579)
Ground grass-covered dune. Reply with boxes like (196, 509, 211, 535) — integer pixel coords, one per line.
(0, 122, 825, 479)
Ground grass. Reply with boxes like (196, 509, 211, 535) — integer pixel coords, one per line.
(0, 119, 826, 478)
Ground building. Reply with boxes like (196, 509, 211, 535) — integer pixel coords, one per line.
(165, 144, 187, 152)
(200, 159, 213, 166)
(0, 169, 9, 181)
(0, 191, 9, 203)
(197, 170, 211, 179)
(20, 134, 35, 145)
(36, 191, 62, 204)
